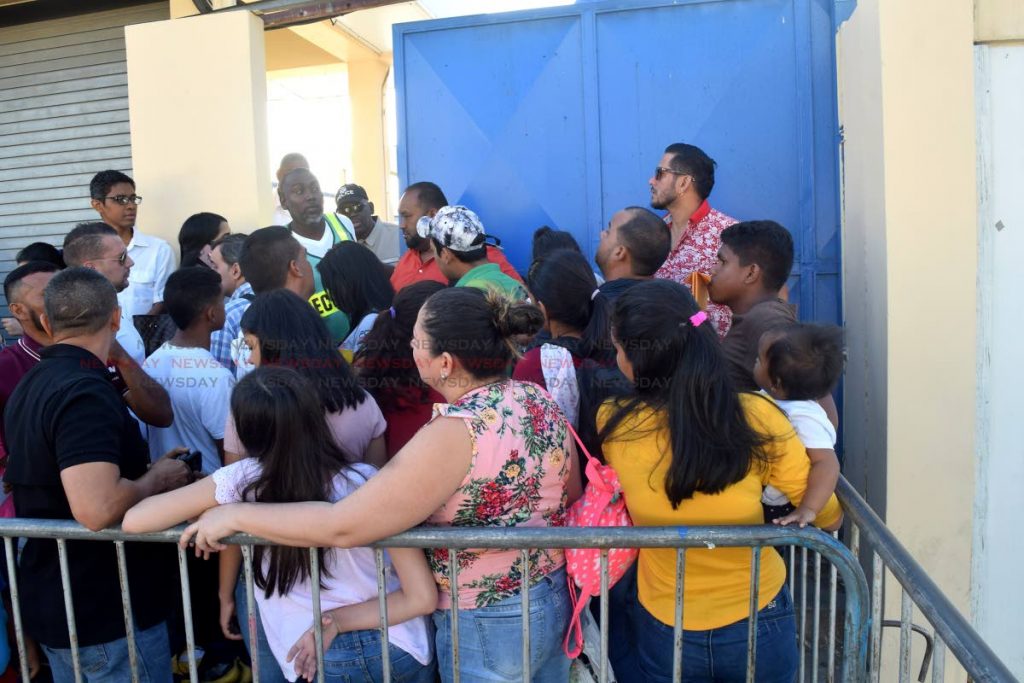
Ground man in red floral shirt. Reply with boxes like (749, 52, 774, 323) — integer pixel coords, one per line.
(649, 142, 736, 335)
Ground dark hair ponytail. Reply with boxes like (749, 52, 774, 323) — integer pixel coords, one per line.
(317, 241, 394, 325)
(421, 287, 543, 379)
(353, 280, 446, 408)
(178, 212, 226, 269)
(529, 249, 602, 358)
(232, 366, 362, 598)
(600, 280, 770, 506)
(241, 289, 365, 412)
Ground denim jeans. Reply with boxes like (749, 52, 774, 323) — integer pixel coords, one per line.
(615, 583, 799, 683)
(234, 575, 288, 683)
(42, 621, 172, 683)
(323, 629, 435, 683)
(432, 566, 571, 683)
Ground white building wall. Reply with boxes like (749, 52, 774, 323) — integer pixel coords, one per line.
(974, 42, 1024, 678)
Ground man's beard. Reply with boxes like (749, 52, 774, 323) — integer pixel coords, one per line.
(405, 233, 426, 251)
(650, 194, 671, 210)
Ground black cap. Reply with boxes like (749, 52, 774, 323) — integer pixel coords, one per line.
(335, 183, 369, 205)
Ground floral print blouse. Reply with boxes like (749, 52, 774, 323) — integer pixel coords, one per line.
(425, 380, 572, 609)
(654, 200, 736, 337)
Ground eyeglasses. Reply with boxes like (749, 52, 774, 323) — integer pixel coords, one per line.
(103, 194, 143, 206)
(653, 167, 688, 181)
(97, 250, 129, 266)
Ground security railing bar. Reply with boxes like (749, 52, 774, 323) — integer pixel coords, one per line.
(114, 541, 140, 683)
(0, 519, 871, 683)
(835, 477, 1018, 683)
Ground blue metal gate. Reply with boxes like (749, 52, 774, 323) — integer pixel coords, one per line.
(394, 0, 842, 324)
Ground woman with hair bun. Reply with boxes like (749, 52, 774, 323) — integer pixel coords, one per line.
(180, 286, 582, 683)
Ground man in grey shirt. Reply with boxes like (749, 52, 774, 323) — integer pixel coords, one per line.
(335, 183, 400, 266)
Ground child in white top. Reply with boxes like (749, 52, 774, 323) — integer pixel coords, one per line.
(753, 323, 845, 527)
(125, 367, 436, 682)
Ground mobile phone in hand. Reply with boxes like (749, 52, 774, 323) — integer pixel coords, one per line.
(177, 450, 202, 473)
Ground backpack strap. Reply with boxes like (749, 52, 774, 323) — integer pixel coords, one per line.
(566, 419, 613, 494)
(563, 573, 588, 659)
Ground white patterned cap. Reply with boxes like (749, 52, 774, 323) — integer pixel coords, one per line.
(415, 205, 496, 252)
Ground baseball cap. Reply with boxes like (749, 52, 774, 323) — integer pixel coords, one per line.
(416, 205, 500, 253)
(335, 184, 369, 205)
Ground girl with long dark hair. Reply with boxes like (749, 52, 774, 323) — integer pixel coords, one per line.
(221, 291, 390, 680)
(599, 279, 842, 682)
(178, 212, 229, 269)
(125, 367, 436, 682)
(317, 242, 394, 357)
(177, 287, 582, 683)
(232, 289, 387, 467)
(352, 280, 445, 459)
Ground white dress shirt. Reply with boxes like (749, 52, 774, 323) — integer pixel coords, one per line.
(117, 229, 175, 318)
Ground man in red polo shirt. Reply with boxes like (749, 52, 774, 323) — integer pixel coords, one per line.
(391, 181, 522, 292)
(0, 261, 60, 518)
(649, 142, 737, 336)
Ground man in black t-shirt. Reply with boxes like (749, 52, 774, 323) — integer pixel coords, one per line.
(3, 268, 192, 682)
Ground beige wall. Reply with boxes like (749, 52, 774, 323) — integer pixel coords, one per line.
(125, 11, 272, 250)
(159, 7, 393, 223)
(265, 29, 342, 71)
(839, 0, 977, 676)
(976, 0, 1024, 42)
(347, 58, 390, 217)
(877, 0, 976, 604)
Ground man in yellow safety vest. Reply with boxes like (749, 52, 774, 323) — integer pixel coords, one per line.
(278, 167, 355, 344)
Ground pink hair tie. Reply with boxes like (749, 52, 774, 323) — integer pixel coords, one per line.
(689, 311, 708, 327)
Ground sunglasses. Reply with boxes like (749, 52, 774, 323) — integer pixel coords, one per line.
(336, 202, 365, 217)
(97, 250, 129, 266)
(653, 167, 688, 182)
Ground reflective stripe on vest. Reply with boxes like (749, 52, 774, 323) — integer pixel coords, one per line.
(324, 212, 353, 242)
(308, 213, 351, 317)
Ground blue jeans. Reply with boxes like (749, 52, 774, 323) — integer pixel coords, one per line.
(433, 566, 571, 683)
(42, 621, 172, 683)
(616, 584, 799, 683)
(323, 629, 435, 683)
(234, 575, 288, 683)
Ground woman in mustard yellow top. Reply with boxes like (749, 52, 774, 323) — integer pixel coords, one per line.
(599, 280, 842, 683)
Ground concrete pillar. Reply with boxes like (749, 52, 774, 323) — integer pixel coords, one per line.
(125, 11, 272, 251)
(838, 0, 977, 678)
(972, 2, 1024, 677)
(347, 58, 390, 216)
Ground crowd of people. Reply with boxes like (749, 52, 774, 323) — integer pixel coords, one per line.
(0, 143, 847, 683)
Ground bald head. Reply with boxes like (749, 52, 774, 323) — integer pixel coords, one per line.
(595, 206, 671, 280)
(276, 153, 309, 183)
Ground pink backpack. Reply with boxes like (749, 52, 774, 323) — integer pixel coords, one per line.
(562, 422, 639, 658)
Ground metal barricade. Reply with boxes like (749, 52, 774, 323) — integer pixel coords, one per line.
(834, 478, 1019, 683)
(0, 519, 868, 683)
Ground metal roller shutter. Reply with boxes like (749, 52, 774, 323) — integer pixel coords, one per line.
(0, 3, 167, 329)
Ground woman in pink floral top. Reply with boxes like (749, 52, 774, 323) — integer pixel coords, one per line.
(181, 286, 582, 683)
(426, 379, 571, 610)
